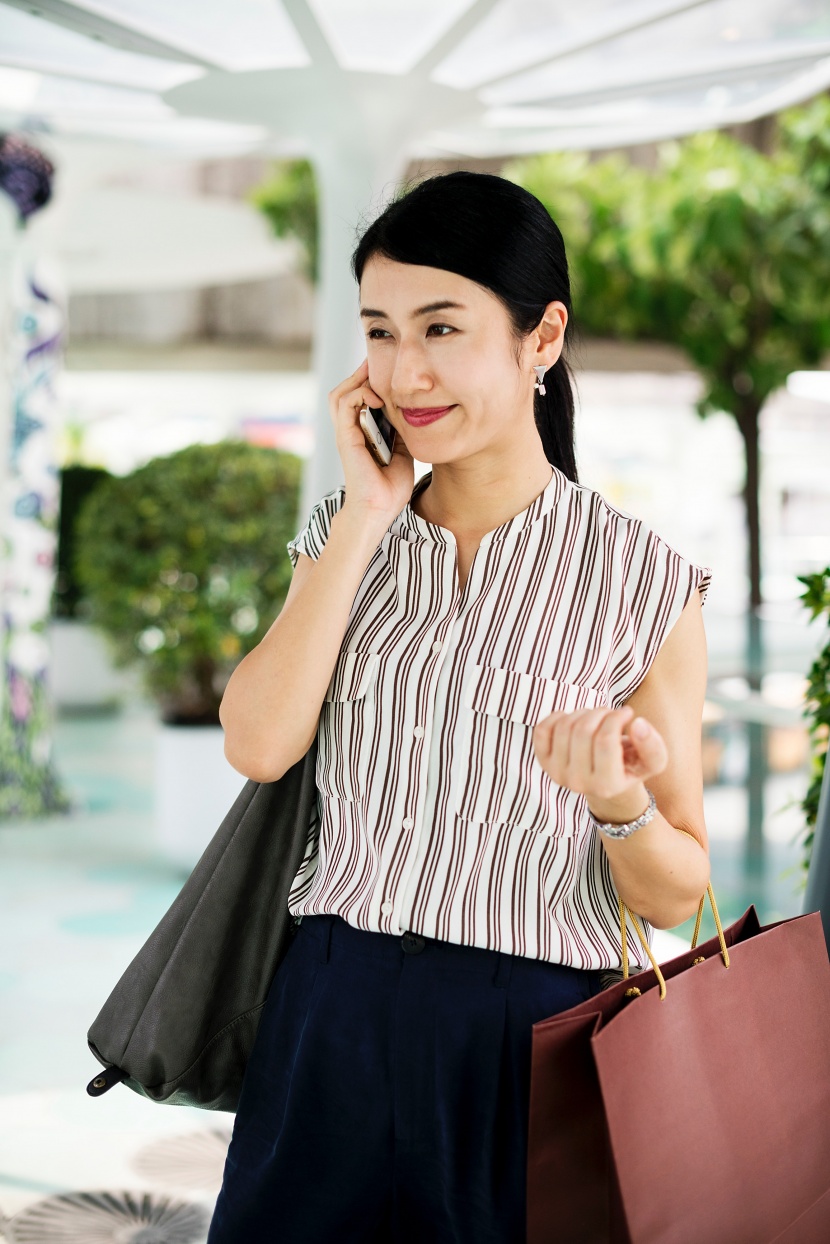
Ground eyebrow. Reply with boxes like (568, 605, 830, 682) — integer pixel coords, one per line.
(359, 299, 466, 320)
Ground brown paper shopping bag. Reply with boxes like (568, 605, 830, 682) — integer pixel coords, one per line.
(527, 851, 830, 1244)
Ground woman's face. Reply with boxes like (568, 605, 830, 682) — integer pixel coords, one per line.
(359, 255, 553, 466)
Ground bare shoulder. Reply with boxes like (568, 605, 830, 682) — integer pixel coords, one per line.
(657, 586, 706, 663)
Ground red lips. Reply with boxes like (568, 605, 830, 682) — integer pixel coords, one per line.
(401, 405, 455, 427)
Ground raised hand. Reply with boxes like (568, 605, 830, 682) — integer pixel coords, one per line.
(329, 357, 414, 526)
(531, 705, 668, 806)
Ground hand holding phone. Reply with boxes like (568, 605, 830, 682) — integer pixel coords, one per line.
(359, 405, 396, 467)
(328, 360, 413, 527)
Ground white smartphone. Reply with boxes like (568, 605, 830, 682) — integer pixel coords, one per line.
(359, 405, 396, 467)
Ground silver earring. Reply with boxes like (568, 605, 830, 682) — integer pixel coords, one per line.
(533, 365, 548, 396)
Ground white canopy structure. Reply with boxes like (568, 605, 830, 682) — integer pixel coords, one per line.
(2, 0, 830, 509)
(30, 177, 302, 294)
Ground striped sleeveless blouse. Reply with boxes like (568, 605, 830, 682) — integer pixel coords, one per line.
(285, 464, 712, 971)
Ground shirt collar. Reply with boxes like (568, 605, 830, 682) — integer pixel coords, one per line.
(391, 464, 568, 547)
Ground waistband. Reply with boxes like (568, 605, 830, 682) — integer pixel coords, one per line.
(295, 913, 600, 991)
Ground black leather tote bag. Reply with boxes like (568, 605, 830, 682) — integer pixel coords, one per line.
(85, 743, 318, 1113)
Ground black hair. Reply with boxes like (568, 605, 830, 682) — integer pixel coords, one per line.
(351, 170, 579, 483)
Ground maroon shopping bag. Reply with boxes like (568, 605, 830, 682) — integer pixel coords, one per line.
(526, 887, 830, 1244)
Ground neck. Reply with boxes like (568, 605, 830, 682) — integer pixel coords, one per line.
(414, 445, 554, 539)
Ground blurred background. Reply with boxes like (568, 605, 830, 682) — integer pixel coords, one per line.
(1, 2, 829, 1239)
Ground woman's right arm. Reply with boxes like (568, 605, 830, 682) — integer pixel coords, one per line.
(219, 358, 414, 783)
(220, 510, 389, 782)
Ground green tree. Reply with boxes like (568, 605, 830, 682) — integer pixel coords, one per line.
(250, 159, 318, 283)
(506, 96, 830, 873)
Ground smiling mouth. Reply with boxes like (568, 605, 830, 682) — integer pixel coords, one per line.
(401, 405, 455, 426)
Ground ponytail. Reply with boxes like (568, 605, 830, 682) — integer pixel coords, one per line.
(534, 352, 579, 485)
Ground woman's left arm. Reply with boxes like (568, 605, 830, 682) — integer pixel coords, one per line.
(532, 590, 711, 930)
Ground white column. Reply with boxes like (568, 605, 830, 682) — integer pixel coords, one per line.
(0, 197, 70, 815)
(0, 198, 15, 684)
(300, 146, 408, 521)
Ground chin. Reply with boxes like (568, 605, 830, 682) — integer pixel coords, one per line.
(395, 429, 444, 462)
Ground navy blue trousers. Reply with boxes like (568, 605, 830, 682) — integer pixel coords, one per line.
(207, 913, 604, 1243)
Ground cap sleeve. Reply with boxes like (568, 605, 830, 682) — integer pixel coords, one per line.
(607, 521, 712, 709)
(287, 485, 346, 570)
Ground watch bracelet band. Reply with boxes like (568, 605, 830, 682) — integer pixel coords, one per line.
(589, 787, 657, 839)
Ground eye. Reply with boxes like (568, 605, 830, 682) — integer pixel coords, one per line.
(427, 324, 454, 336)
(367, 328, 390, 340)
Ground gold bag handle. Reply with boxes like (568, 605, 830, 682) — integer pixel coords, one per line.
(618, 827, 730, 1001)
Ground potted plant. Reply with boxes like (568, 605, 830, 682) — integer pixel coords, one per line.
(74, 440, 301, 868)
(49, 463, 136, 710)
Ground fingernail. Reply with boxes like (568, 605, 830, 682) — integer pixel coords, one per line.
(632, 718, 649, 737)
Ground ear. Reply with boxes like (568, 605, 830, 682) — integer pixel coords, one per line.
(528, 300, 568, 369)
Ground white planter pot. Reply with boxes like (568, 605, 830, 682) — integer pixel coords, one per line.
(155, 723, 248, 871)
(47, 618, 134, 709)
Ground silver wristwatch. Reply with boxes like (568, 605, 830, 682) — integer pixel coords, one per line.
(589, 788, 657, 839)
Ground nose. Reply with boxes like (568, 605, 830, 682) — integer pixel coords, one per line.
(390, 338, 433, 402)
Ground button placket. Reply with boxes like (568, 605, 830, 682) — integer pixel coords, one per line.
(395, 545, 461, 932)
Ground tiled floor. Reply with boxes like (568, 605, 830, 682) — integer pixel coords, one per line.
(0, 701, 233, 1241)
(0, 698, 811, 1241)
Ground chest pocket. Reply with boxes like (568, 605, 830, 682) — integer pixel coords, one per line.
(316, 650, 380, 802)
(455, 664, 606, 834)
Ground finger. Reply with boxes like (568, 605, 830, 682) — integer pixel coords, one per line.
(327, 361, 372, 414)
(332, 383, 385, 427)
(620, 736, 639, 764)
(549, 710, 573, 783)
(568, 707, 620, 789)
(532, 716, 564, 751)
(591, 708, 633, 795)
(625, 715, 669, 776)
(329, 358, 369, 397)
(349, 386, 385, 414)
(532, 712, 567, 766)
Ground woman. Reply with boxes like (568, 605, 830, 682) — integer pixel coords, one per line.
(208, 171, 713, 1243)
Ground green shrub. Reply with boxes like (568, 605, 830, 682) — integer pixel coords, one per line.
(74, 440, 301, 725)
(797, 566, 830, 875)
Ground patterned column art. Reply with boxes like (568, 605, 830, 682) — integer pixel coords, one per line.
(0, 247, 70, 815)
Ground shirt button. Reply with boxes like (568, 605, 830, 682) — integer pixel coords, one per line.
(381, 901, 393, 914)
(431, 641, 443, 654)
(413, 725, 425, 738)
(402, 817, 414, 829)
